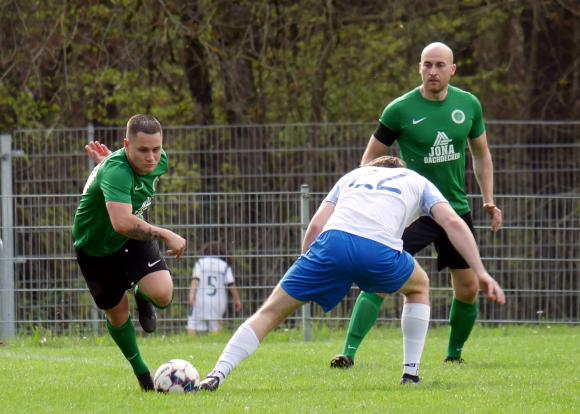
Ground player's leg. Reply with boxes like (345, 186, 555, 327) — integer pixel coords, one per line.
(104, 294, 154, 391)
(331, 218, 435, 369)
(199, 284, 304, 391)
(125, 239, 173, 333)
(330, 291, 385, 368)
(397, 259, 430, 384)
(75, 247, 154, 391)
(438, 213, 479, 362)
(446, 267, 478, 362)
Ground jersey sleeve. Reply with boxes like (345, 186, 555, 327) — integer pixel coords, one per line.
(323, 176, 345, 205)
(224, 266, 235, 285)
(468, 94, 486, 139)
(100, 162, 133, 204)
(420, 179, 449, 216)
(378, 101, 402, 132)
(192, 261, 201, 280)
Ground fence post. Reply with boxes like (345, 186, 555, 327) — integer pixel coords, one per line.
(300, 184, 312, 341)
(0, 134, 16, 340)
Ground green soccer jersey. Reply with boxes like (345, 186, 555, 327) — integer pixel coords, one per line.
(379, 85, 485, 214)
(72, 148, 168, 256)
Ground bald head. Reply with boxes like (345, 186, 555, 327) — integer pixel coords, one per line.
(421, 42, 454, 64)
(418, 42, 456, 100)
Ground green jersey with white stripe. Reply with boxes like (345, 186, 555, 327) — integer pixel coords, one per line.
(379, 85, 485, 214)
(72, 148, 168, 256)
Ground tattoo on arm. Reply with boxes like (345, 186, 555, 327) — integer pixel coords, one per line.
(127, 223, 160, 240)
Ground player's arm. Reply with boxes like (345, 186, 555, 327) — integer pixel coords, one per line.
(188, 278, 199, 305)
(85, 141, 112, 164)
(106, 201, 186, 259)
(227, 284, 242, 312)
(360, 115, 399, 166)
(301, 201, 335, 253)
(468, 132, 502, 232)
(430, 202, 505, 304)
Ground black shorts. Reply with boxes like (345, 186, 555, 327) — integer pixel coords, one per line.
(75, 239, 169, 310)
(402, 213, 475, 271)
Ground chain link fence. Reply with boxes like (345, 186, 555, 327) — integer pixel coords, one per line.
(1, 121, 579, 338)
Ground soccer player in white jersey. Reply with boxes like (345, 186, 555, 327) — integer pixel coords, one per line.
(188, 241, 242, 336)
(198, 155, 505, 390)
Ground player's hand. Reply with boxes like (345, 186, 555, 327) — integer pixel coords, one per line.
(165, 232, 186, 260)
(85, 140, 112, 164)
(477, 272, 505, 305)
(235, 301, 242, 313)
(483, 203, 502, 232)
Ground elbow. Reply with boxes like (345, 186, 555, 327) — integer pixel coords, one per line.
(110, 219, 131, 235)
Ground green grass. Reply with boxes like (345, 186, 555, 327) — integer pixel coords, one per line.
(0, 325, 578, 413)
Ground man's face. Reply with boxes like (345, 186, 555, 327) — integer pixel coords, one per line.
(124, 132, 163, 175)
(419, 48, 456, 94)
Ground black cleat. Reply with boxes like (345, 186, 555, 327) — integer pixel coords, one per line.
(136, 296, 156, 333)
(137, 372, 155, 392)
(330, 354, 354, 369)
(400, 373, 421, 385)
(444, 356, 465, 364)
(198, 376, 221, 392)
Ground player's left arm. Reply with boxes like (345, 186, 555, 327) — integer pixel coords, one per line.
(301, 201, 335, 253)
(468, 132, 502, 232)
(227, 284, 242, 312)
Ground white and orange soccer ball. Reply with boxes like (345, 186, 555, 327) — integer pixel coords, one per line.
(153, 359, 200, 393)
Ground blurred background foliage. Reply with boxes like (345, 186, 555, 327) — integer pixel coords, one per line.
(0, 0, 578, 132)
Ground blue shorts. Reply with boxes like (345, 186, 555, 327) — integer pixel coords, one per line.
(280, 230, 415, 312)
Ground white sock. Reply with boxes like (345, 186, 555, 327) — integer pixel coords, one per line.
(209, 322, 260, 384)
(401, 303, 430, 376)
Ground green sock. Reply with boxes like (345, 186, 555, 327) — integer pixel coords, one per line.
(134, 286, 172, 309)
(341, 292, 384, 359)
(107, 317, 149, 376)
(447, 298, 478, 358)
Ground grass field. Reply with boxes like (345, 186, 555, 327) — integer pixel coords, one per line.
(0, 325, 578, 413)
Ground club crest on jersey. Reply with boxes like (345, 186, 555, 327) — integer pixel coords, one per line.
(424, 131, 460, 164)
(451, 109, 465, 124)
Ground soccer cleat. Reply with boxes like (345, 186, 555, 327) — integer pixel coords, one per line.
(136, 296, 157, 333)
(198, 376, 221, 392)
(400, 373, 421, 385)
(330, 354, 354, 369)
(137, 372, 155, 392)
(444, 356, 465, 364)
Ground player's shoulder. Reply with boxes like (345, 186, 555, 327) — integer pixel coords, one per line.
(448, 85, 481, 104)
(99, 149, 132, 174)
(387, 87, 421, 108)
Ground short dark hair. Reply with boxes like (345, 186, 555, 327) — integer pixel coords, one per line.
(202, 241, 226, 257)
(126, 114, 162, 139)
(363, 155, 406, 168)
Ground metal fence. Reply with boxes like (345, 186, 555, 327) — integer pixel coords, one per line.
(1, 121, 579, 338)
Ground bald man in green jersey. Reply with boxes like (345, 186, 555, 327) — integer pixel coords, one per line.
(331, 42, 503, 370)
(73, 114, 186, 391)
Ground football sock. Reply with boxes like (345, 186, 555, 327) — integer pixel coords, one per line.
(401, 303, 430, 376)
(447, 298, 477, 358)
(209, 322, 260, 384)
(341, 291, 384, 359)
(134, 285, 172, 309)
(107, 317, 149, 376)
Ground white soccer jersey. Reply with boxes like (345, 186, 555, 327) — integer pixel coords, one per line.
(322, 166, 447, 251)
(190, 257, 234, 320)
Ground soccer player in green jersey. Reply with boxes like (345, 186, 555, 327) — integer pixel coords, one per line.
(330, 42, 503, 369)
(72, 114, 186, 391)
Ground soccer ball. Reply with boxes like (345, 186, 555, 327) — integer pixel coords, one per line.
(153, 359, 200, 393)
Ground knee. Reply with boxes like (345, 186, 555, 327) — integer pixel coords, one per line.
(453, 276, 478, 302)
(150, 290, 173, 308)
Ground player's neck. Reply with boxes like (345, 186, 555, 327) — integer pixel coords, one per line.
(419, 85, 448, 102)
